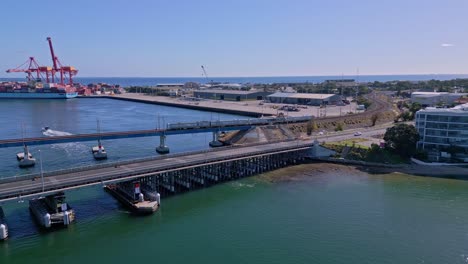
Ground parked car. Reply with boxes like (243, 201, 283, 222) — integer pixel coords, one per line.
(354, 131, 362, 136)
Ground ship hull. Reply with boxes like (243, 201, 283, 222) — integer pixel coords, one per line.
(0, 92, 78, 99)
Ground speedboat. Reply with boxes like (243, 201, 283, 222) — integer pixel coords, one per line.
(41, 126, 50, 132)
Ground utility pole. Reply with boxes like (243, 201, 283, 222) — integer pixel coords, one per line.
(39, 150, 44, 193)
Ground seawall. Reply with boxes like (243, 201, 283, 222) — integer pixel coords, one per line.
(80, 95, 269, 117)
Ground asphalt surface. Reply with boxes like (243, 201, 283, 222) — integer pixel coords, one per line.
(0, 140, 312, 202)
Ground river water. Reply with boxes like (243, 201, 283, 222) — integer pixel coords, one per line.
(1, 99, 468, 264)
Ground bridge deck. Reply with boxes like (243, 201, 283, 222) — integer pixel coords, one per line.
(0, 140, 312, 202)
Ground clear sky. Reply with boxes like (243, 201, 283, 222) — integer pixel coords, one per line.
(1, 0, 467, 77)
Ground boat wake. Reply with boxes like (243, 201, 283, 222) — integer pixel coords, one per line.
(42, 129, 73, 137)
(50, 142, 89, 156)
(41, 128, 88, 156)
(231, 182, 256, 189)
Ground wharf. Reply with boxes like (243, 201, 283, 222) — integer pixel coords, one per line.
(83, 94, 267, 117)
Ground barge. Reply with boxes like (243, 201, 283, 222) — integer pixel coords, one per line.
(29, 192, 75, 228)
(104, 182, 159, 215)
(0, 207, 8, 240)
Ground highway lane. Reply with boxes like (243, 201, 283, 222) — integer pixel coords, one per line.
(0, 140, 313, 202)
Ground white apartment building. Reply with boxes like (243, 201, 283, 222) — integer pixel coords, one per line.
(415, 103, 468, 162)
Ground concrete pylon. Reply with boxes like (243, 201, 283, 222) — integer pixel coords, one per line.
(209, 131, 223, 147)
(156, 135, 170, 154)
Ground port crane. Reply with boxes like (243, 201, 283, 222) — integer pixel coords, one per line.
(6, 57, 43, 82)
(46, 37, 77, 85)
(6, 37, 77, 86)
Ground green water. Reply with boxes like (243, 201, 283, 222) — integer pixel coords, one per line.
(2, 164, 468, 264)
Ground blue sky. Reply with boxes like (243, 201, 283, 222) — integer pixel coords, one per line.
(1, 0, 467, 77)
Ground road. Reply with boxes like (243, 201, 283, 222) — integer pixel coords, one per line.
(0, 140, 312, 202)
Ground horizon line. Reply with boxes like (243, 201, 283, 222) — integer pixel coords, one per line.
(1, 73, 468, 79)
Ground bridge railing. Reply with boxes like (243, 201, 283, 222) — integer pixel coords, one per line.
(0, 139, 313, 184)
(0, 141, 314, 200)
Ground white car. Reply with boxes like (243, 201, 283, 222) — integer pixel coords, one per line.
(354, 132, 362, 136)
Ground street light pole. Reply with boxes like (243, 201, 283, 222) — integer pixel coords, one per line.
(39, 150, 44, 193)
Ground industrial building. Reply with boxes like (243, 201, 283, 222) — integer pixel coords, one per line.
(415, 103, 468, 162)
(411, 92, 467, 106)
(266, 92, 342, 106)
(193, 89, 271, 101)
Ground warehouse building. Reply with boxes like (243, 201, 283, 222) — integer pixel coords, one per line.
(193, 89, 272, 101)
(266, 92, 342, 106)
(411, 92, 467, 107)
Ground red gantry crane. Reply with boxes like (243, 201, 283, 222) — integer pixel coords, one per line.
(6, 37, 78, 86)
(6, 57, 42, 82)
(46, 37, 78, 85)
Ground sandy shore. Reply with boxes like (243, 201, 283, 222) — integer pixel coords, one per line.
(258, 163, 367, 182)
(257, 162, 468, 183)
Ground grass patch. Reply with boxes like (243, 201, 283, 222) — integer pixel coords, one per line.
(325, 138, 370, 149)
(321, 142, 409, 164)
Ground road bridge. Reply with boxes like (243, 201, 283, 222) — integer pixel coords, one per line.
(0, 140, 313, 202)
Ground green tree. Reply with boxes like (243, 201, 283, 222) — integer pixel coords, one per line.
(409, 102, 422, 115)
(383, 124, 420, 158)
(306, 119, 317, 135)
(334, 122, 344, 131)
(371, 113, 379, 126)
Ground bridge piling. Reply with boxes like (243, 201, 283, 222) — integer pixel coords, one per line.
(209, 131, 223, 147)
(156, 134, 170, 154)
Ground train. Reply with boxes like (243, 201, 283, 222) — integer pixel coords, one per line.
(166, 116, 312, 130)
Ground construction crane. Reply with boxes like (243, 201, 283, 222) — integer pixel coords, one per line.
(201, 65, 213, 87)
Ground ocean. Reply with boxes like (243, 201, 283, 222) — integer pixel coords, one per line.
(1, 74, 468, 87)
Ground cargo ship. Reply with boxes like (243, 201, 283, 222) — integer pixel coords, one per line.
(0, 82, 78, 99)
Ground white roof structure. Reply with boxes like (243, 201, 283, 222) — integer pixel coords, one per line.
(194, 89, 263, 95)
(420, 103, 468, 114)
(412, 92, 466, 97)
(267, 92, 337, 100)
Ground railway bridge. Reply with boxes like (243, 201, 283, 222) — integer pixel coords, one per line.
(0, 116, 312, 153)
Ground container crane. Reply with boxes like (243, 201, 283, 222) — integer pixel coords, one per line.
(6, 57, 44, 82)
(46, 37, 78, 85)
(6, 37, 77, 86)
(6, 57, 55, 85)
